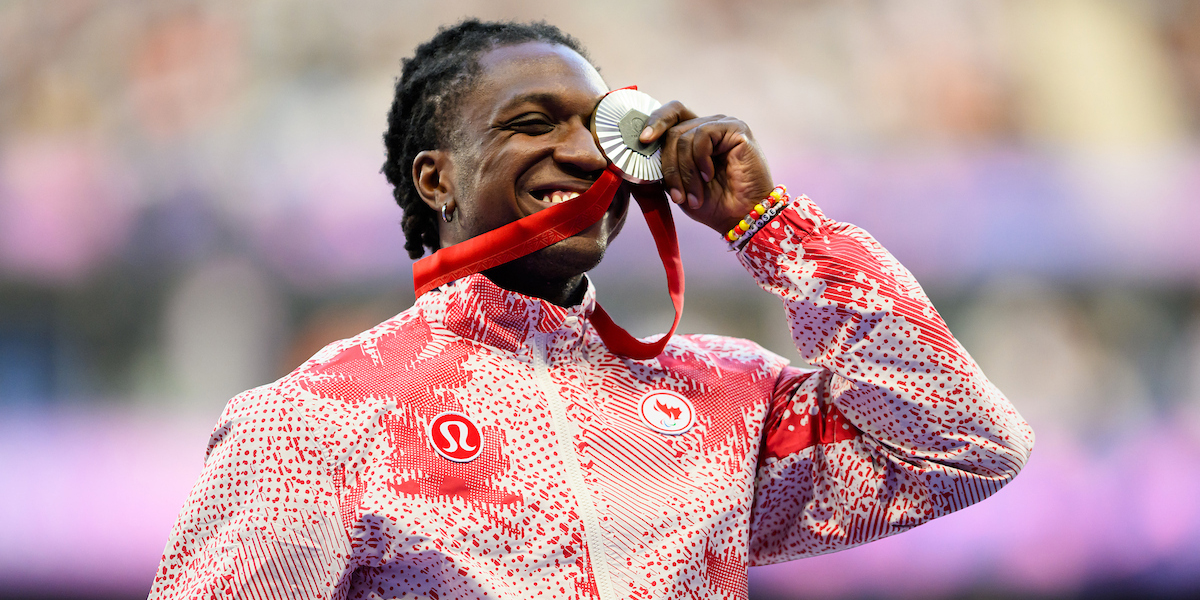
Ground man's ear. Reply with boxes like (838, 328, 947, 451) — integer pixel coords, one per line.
(412, 150, 455, 211)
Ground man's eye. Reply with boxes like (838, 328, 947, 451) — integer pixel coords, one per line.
(509, 119, 555, 135)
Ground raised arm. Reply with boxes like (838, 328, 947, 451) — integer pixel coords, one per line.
(738, 196, 1034, 563)
(629, 100, 1032, 563)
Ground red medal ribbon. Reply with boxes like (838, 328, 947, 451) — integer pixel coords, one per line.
(591, 183, 684, 359)
(412, 165, 684, 360)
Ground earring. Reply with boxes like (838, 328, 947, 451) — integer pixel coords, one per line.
(441, 202, 454, 223)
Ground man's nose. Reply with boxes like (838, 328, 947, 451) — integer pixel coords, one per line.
(554, 117, 608, 173)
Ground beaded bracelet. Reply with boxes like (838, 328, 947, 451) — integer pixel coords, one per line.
(725, 185, 789, 250)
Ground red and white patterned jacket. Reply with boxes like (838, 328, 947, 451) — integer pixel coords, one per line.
(150, 196, 1034, 600)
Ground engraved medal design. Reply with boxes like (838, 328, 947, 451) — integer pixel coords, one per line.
(591, 88, 664, 183)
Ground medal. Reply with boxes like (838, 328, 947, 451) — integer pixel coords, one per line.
(591, 88, 663, 184)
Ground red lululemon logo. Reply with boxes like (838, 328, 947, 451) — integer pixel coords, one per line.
(638, 390, 695, 435)
(428, 412, 483, 462)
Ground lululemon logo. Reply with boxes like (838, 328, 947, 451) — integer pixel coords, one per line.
(638, 390, 696, 435)
(428, 411, 483, 462)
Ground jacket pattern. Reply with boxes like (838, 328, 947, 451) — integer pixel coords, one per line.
(150, 196, 1034, 599)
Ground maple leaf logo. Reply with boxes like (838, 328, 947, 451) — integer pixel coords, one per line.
(656, 399, 682, 420)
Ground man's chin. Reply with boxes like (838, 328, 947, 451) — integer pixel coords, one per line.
(532, 235, 608, 275)
(487, 234, 607, 283)
(480, 200, 626, 286)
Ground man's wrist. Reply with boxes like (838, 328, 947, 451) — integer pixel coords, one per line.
(725, 185, 789, 250)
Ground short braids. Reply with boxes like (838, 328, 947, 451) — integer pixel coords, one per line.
(382, 19, 592, 259)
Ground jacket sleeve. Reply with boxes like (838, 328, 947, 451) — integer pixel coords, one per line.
(740, 195, 1035, 565)
(149, 387, 353, 599)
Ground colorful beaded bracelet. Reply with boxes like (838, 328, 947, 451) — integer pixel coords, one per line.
(725, 185, 789, 249)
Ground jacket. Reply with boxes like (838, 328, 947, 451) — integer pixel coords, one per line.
(149, 195, 1034, 599)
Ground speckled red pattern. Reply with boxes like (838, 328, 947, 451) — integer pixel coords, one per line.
(150, 196, 1033, 600)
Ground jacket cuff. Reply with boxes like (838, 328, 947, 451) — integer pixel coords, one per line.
(736, 194, 826, 266)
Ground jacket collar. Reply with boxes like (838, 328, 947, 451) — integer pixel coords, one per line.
(416, 273, 595, 359)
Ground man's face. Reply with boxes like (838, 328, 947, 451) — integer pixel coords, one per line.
(443, 42, 629, 280)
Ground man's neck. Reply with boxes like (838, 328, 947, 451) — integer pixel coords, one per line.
(482, 269, 587, 308)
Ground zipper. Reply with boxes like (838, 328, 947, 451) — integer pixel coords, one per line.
(530, 332, 617, 600)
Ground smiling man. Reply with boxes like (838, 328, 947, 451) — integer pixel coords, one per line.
(405, 37, 629, 306)
(150, 19, 1034, 600)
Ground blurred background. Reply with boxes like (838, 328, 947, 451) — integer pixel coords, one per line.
(2, 0, 1199, 598)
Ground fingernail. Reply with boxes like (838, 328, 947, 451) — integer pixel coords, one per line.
(640, 126, 653, 142)
(700, 171, 710, 183)
(686, 193, 699, 209)
(670, 189, 684, 204)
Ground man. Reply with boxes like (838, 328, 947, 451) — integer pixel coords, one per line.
(150, 19, 1033, 600)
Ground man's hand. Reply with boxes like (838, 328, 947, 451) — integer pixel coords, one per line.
(638, 101, 776, 234)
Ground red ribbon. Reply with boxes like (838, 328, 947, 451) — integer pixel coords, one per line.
(412, 165, 684, 360)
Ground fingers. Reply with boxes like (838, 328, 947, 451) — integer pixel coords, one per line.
(640, 101, 715, 206)
(662, 116, 751, 209)
(674, 119, 719, 209)
(660, 115, 721, 207)
(638, 100, 766, 216)
(638, 100, 698, 146)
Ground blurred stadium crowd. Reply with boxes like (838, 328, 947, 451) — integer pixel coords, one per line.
(2, 1, 1200, 598)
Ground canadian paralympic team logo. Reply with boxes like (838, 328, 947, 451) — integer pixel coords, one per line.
(638, 390, 696, 435)
(428, 411, 483, 462)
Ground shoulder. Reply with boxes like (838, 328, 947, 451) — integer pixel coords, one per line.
(290, 305, 430, 377)
(271, 304, 444, 396)
(268, 302, 476, 412)
(215, 305, 435, 454)
(656, 333, 790, 380)
(218, 304, 432, 420)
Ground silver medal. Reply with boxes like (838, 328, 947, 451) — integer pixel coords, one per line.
(591, 88, 664, 184)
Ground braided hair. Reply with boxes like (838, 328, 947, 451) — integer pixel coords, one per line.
(382, 19, 593, 259)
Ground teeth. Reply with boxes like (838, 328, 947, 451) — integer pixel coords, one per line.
(545, 191, 581, 204)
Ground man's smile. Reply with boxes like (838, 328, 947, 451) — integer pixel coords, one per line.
(525, 179, 596, 208)
(532, 190, 581, 204)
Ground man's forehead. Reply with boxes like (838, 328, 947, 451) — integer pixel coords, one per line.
(474, 42, 608, 108)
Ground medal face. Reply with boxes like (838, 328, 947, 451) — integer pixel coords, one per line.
(637, 390, 696, 435)
(591, 88, 664, 183)
(428, 411, 484, 462)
